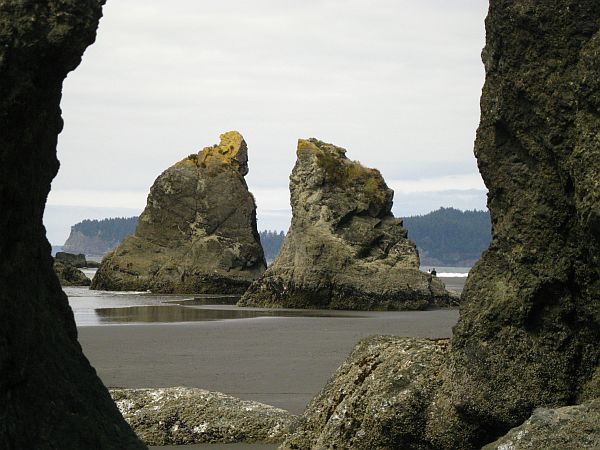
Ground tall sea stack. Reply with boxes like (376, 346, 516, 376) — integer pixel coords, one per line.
(0, 1, 145, 449)
(239, 139, 453, 310)
(282, 1, 600, 448)
(92, 131, 266, 294)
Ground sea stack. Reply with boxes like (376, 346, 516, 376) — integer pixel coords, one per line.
(282, 1, 600, 449)
(239, 139, 453, 310)
(91, 131, 266, 294)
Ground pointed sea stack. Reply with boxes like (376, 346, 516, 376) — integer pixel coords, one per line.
(91, 131, 266, 294)
(239, 139, 454, 310)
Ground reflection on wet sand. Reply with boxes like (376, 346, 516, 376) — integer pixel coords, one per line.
(94, 305, 365, 324)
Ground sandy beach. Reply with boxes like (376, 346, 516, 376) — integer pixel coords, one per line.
(79, 307, 459, 415)
(74, 276, 464, 448)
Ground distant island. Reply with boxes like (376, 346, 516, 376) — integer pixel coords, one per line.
(62, 217, 138, 256)
(403, 207, 491, 267)
(59, 207, 490, 267)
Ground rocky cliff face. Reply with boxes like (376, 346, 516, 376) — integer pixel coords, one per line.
(240, 139, 453, 310)
(281, 2, 600, 448)
(0, 1, 145, 449)
(91, 131, 266, 294)
(63, 230, 120, 256)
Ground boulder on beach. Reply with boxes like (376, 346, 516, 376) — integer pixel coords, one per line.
(111, 387, 295, 445)
(91, 131, 266, 294)
(281, 1, 600, 448)
(281, 336, 449, 449)
(239, 138, 454, 310)
(53, 252, 91, 286)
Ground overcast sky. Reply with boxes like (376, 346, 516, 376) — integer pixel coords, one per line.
(45, 0, 489, 244)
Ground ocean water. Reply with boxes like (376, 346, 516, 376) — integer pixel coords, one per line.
(421, 266, 471, 278)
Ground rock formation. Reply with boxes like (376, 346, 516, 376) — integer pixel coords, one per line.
(91, 131, 266, 294)
(0, 1, 145, 449)
(282, 1, 600, 448)
(53, 261, 91, 287)
(111, 387, 295, 446)
(55, 251, 87, 268)
(428, 1, 600, 447)
(239, 139, 453, 310)
(282, 336, 449, 449)
(482, 399, 600, 450)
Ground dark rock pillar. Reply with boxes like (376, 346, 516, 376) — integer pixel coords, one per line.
(0, 1, 145, 448)
(431, 1, 600, 447)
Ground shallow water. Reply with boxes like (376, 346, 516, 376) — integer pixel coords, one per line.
(95, 304, 365, 324)
(66, 267, 467, 326)
(65, 286, 367, 326)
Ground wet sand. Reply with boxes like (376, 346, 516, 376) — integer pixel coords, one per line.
(79, 307, 459, 415)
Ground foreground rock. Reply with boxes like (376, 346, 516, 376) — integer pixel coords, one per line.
(240, 139, 453, 310)
(111, 387, 294, 445)
(282, 336, 448, 449)
(483, 399, 600, 450)
(281, 2, 600, 449)
(0, 1, 145, 449)
(427, 2, 600, 447)
(92, 131, 266, 294)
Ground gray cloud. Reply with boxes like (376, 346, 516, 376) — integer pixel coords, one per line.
(47, 0, 489, 243)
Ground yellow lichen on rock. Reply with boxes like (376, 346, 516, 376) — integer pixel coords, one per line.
(199, 131, 249, 175)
